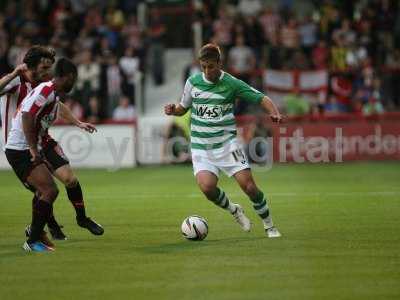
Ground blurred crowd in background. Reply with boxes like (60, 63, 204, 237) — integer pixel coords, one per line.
(1, 0, 400, 122)
(195, 0, 400, 116)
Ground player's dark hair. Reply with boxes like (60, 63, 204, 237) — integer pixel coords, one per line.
(23, 45, 56, 69)
(198, 43, 221, 62)
(54, 57, 77, 78)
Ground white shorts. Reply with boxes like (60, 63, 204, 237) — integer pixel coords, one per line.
(192, 148, 250, 178)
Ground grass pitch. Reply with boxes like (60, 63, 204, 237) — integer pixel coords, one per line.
(0, 162, 399, 300)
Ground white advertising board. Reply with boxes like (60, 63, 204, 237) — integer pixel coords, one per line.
(0, 125, 136, 169)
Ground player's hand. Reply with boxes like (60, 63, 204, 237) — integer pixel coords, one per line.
(12, 64, 28, 77)
(29, 148, 43, 166)
(270, 113, 283, 123)
(164, 104, 176, 115)
(78, 122, 97, 133)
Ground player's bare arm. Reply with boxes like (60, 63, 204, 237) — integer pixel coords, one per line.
(57, 102, 97, 133)
(0, 64, 27, 95)
(164, 103, 188, 116)
(21, 111, 41, 164)
(260, 96, 283, 123)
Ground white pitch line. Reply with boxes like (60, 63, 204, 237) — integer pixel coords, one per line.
(93, 191, 400, 199)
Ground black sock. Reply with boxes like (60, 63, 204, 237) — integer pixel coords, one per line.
(34, 194, 60, 229)
(31, 195, 37, 224)
(28, 200, 52, 243)
(47, 206, 60, 229)
(66, 181, 86, 220)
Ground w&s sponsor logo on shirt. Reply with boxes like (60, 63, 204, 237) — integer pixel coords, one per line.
(194, 104, 223, 120)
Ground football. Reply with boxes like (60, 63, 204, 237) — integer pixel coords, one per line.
(181, 215, 208, 241)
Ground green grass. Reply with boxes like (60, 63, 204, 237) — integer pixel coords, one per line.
(1, 162, 400, 300)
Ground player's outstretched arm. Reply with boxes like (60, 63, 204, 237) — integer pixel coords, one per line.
(164, 103, 188, 116)
(58, 102, 97, 133)
(0, 64, 27, 95)
(260, 96, 283, 123)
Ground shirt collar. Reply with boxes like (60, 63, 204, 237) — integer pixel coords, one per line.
(202, 71, 225, 84)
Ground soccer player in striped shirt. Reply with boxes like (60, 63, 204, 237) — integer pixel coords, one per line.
(5, 58, 103, 251)
(0, 47, 103, 245)
(164, 44, 282, 237)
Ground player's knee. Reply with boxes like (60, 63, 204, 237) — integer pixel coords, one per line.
(198, 182, 217, 199)
(42, 185, 59, 202)
(64, 176, 78, 188)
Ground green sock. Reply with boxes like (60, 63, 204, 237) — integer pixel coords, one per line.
(250, 191, 273, 229)
(210, 188, 236, 213)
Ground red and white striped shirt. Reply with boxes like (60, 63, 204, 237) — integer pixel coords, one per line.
(0, 75, 37, 150)
(5, 81, 59, 151)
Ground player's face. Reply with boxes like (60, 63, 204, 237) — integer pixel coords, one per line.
(33, 58, 53, 82)
(62, 73, 77, 94)
(200, 59, 221, 83)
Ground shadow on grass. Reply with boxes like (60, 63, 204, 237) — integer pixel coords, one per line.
(132, 236, 267, 254)
(0, 248, 38, 261)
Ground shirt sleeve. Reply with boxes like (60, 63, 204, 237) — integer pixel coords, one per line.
(234, 78, 265, 104)
(0, 77, 20, 96)
(179, 79, 194, 109)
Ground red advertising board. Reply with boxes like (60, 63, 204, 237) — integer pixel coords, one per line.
(237, 114, 400, 162)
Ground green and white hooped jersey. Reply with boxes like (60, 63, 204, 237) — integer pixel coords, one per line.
(180, 71, 264, 158)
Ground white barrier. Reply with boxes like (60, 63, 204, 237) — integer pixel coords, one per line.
(0, 125, 136, 169)
(136, 116, 168, 164)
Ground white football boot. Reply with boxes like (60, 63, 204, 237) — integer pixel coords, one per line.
(232, 204, 251, 232)
(266, 226, 282, 238)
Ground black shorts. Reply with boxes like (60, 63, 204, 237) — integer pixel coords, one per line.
(5, 140, 69, 191)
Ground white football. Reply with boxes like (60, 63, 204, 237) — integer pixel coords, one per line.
(181, 215, 208, 241)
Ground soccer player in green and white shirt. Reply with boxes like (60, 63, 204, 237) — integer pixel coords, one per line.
(165, 44, 282, 237)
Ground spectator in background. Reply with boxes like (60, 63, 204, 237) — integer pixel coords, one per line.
(259, 6, 281, 45)
(122, 14, 143, 52)
(237, 0, 263, 18)
(119, 46, 140, 104)
(298, 15, 317, 56)
(228, 35, 256, 83)
(362, 98, 384, 115)
(212, 8, 234, 57)
(357, 19, 376, 60)
(312, 40, 329, 69)
(95, 36, 113, 60)
(332, 19, 356, 47)
(346, 38, 368, 70)
(359, 78, 384, 115)
(265, 34, 283, 69)
(280, 19, 300, 61)
(112, 96, 136, 121)
(284, 88, 310, 116)
(330, 33, 348, 71)
(85, 96, 102, 124)
(228, 35, 256, 115)
(148, 8, 166, 85)
(76, 50, 100, 103)
(8, 35, 28, 67)
(324, 94, 347, 114)
(106, 55, 122, 115)
(242, 16, 264, 61)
